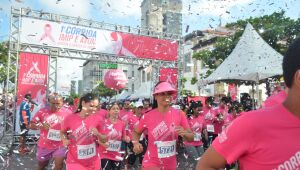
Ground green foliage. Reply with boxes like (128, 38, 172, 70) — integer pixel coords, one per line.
(180, 77, 187, 89)
(191, 77, 198, 85)
(193, 11, 300, 78)
(93, 81, 116, 97)
(0, 42, 8, 83)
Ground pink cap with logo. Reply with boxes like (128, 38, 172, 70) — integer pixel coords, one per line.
(153, 81, 177, 95)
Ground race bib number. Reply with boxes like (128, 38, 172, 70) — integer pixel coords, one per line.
(156, 140, 176, 158)
(194, 133, 202, 141)
(77, 143, 96, 159)
(47, 129, 61, 141)
(107, 140, 122, 152)
(207, 124, 215, 133)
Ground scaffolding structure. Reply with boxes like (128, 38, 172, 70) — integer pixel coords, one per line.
(0, 7, 184, 155)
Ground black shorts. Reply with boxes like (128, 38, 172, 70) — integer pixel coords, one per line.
(19, 123, 29, 137)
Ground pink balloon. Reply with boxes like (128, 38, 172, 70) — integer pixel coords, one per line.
(103, 69, 128, 90)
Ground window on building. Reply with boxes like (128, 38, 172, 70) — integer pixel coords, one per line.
(131, 83, 134, 93)
(123, 70, 128, 77)
(184, 52, 192, 72)
(147, 72, 151, 81)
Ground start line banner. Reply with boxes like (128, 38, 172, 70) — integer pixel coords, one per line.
(20, 17, 178, 61)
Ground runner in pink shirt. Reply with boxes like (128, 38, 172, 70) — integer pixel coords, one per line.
(184, 101, 206, 169)
(132, 81, 194, 170)
(211, 97, 229, 137)
(97, 102, 130, 170)
(197, 37, 300, 170)
(31, 93, 71, 170)
(127, 101, 146, 169)
(119, 100, 134, 123)
(60, 93, 102, 170)
(141, 99, 152, 114)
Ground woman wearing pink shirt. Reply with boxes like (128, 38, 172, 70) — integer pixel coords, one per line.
(132, 81, 194, 170)
(184, 101, 206, 169)
(98, 102, 130, 170)
(60, 93, 101, 170)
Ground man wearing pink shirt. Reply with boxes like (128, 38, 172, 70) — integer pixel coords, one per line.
(119, 100, 133, 123)
(141, 99, 152, 114)
(30, 93, 71, 170)
(197, 37, 300, 169)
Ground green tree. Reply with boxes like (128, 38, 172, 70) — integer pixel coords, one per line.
(193, 11, 300, 78)
(0, 42, 8, 83)
(93, 81, 116, 98)
(191, 77, 198, 85)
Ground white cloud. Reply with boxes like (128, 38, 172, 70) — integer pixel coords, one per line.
(183, 0, 254, 17)
(40, 0, 91, 19)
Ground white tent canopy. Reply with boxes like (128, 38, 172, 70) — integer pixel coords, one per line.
(112, 90, 131, 101)
(130, 81, 152, 99)
(202, 23, 283, 85)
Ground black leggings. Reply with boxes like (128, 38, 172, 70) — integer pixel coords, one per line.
(101, 159, 121, 170)
(127, 138, 147, 165)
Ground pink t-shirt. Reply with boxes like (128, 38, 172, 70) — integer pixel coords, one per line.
(263, 90, 287, 108)
(212, 107, 226, 135)
(203, 107, 216, 133)
(61, 113, 100, 167)
(184, 115, 205, 146)
(32, 107, 72, 149)
(127, 114, 140, 140)
(87, 109, 107, 122)
(212, 104, 300, 169)
(136, 108, 190, 169)
(98, 119, 126, 161)
(119, 109, 133, 122)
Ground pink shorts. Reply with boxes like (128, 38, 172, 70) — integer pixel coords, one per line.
(66, 157, 101, 170)
(36, 146, 67, 161)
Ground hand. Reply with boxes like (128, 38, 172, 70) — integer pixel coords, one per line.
(124, 136, 131, 143)
(133, 142, 143, 154)
(175, 126, 185, 137)
(90, 128, 99, 136)
(99, 141, 109, 148)
(41, 122, 50, 130)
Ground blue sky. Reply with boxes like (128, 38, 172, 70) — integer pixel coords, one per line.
(1, 0, 300, 42)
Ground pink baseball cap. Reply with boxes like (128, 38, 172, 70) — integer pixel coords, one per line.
(153, 81, 177, 95)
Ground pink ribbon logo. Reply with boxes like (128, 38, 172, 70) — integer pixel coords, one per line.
(40, 24, 55, 42)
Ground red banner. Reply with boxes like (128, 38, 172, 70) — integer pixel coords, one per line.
(16, 52, 48, 133)
(159, 68, 178, 99)
(119, 32, 178, 61)
(159, 68, 178, 88)
(228, 83, 237, 101)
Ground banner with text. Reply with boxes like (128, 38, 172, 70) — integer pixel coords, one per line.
(20, 18, 178, 61)
(15, 52, 48, 133)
